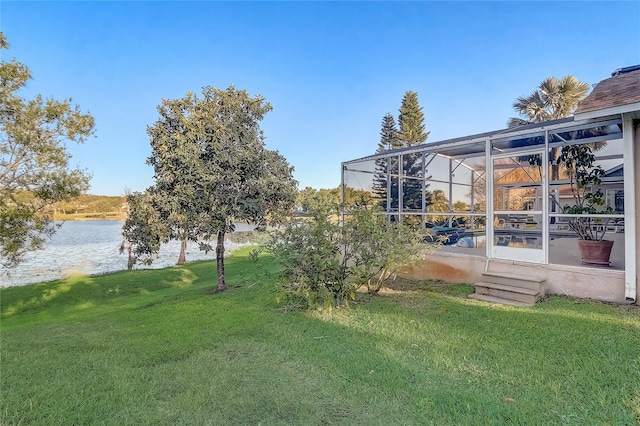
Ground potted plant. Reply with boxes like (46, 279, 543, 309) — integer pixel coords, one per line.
(556, 144, 614, 265)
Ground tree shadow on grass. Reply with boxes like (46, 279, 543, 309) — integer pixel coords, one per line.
(0, 265, 205, 319)
(1, 252, 277, 320)
(306, 285, 640, 424)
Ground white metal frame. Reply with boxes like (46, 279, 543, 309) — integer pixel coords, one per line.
(488, 147, 548, 264)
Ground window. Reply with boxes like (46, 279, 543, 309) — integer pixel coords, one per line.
(606, 189, 624, 213)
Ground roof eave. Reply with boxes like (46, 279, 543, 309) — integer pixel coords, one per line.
(574, 101, 640, 120)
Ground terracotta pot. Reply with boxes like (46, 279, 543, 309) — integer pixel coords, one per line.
(577, 239, 614, 266)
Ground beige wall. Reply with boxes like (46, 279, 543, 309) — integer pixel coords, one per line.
(401, 252, 627, 303)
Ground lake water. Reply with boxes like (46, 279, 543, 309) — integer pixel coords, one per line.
(1, 220, 254, 287)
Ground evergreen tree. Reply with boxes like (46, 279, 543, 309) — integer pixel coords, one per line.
(397, 91, 429, 146)
(378, 113, 400, 152)
(401, 156, 429, 212)
(397, 91, 429, 211)
(372, 90, 433, 216)
(373, 114, 399, 208)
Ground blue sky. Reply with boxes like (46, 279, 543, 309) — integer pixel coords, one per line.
(2, 1, 639, 196)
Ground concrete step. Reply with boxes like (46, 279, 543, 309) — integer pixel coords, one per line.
(475, 282, 541, 305)
(469, 293, 535, 307)
(475, 282, 540, 296)
(473, 270, 546, 306)
(481, 271, 545, 290)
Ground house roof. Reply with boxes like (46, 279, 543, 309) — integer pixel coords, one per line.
(574, 66, 640, 118)
(604, 164, 624, 177)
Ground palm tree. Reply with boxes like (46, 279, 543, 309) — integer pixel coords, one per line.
(508, 75, 592, 181)
(507, 75, 594, 224)
(508, 75, 590, 128)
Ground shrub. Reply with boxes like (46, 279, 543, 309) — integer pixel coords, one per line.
(263, 202, 441, 310)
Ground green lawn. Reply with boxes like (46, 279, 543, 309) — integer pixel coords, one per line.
(2, 248, 639, 425)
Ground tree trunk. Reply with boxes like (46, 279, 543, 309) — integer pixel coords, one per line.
(550, 147, 559, 224)
(127, 246, 134, 270)
(177, 239, 187, 265)
(216, 230, 227, 292)
(551, 147, 559, 182)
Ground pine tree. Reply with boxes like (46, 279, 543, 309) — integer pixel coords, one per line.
(372, 90, 433, 216)
(377, 113, 400, 152)
(397, 91, 429, 146)
(396, 91, 429, 211)
(373, 114, 399, 208)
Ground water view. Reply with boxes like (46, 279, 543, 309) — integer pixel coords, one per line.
(1, 220, 253, 287)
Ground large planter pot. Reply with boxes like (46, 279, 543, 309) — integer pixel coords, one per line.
(577, 239, 614, 266)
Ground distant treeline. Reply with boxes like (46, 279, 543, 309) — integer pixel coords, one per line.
(23, 187, 371, 222)
(52, 194, 126, 220)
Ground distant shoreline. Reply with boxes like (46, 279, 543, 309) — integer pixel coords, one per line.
(52, 213, 125, 221)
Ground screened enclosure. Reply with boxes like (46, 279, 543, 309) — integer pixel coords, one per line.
(342, 116, 628, 270)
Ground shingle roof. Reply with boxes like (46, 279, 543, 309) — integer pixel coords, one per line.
(575, 66, 640, 115)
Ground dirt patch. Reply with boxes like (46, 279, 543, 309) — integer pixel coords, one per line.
(204, 284, 243, 295)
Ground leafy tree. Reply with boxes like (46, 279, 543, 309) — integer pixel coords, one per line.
(428, 189, 450, 224)
(298, 187, 372, 212)
(144, 94, 202, 265)
(124, 86, 297, 291)
(296, 186, 317, 211)
(452, 200, 470, 212)
(298, 187, 337, 213)
(397, 90, 429, 146)
(120, 191, 162, 270)
(342, 186, 373, 207)
(430, 189, 449, 211)
(0, 32, 94, 268)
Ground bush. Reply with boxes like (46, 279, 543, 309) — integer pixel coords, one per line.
(263, 203, 441, 310)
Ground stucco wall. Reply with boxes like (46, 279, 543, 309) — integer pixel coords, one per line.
(400, 253, 486, 284)
(401, 252, 626, 304)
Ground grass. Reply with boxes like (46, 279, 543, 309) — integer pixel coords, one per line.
(2, 247, 639, 425)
